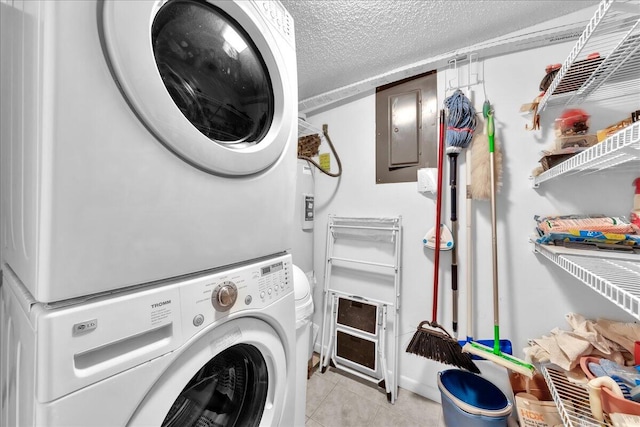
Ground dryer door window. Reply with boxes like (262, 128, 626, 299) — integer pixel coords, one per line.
(162, 344, 268, 427)
(101, 1, 296, 176)
(152, 1, 273, 146)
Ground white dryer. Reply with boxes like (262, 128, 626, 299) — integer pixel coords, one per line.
(0, 0, 297, 302)
(0, 254, 296, 427)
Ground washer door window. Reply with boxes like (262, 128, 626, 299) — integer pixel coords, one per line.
(162, 344, 267, 427)
(102, 0, 294, 176)
(126, 318, 288, 426)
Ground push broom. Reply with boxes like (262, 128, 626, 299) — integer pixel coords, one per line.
(406, 109, 479, 374)
(458, 100, 512, 358)
(461, 110, 535, 378)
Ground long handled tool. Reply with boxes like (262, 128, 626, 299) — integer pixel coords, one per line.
(444, 90, 476, 338)
(462, 111, 535, 378)
(406, 109, 479, 374)
(458, 105, 512, 358)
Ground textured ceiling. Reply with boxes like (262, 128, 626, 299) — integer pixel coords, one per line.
(279, 0, 599, 103)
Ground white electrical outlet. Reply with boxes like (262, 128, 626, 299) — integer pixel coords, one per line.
(302, 194, 314, 230)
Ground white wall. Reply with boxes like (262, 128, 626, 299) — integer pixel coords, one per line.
(306, 40, 638, 401)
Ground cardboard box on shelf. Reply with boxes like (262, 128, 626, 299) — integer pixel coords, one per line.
(554, 133, 598, 151)
(509, 370, 563, 427)
(597, 117, 633, 142)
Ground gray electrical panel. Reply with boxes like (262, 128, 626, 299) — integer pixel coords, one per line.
(375, 70, 437, 184)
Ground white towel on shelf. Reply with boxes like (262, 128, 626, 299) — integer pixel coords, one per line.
(565, 313, 621, 354)
(524, 312, 637, 370)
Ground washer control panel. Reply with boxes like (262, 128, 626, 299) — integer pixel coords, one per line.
(257, 260, 287, 301)
(181, 254, 292, 326)
(211, 281, 238, 312)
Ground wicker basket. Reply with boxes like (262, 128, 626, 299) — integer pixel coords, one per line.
(298, 134, 321, 158)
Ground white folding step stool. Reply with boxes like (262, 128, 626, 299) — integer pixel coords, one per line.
(319, 216, 401, 403)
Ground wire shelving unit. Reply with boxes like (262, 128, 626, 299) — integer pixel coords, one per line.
(528, 2, 640, 424)
(541, 365, 614, 426)
(533, 243, 640, 320)
(537, 0, 640, 112)
(532, 121, 640, 187)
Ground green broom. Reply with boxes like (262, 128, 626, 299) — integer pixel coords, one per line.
(407, 109, 480, 374)
(461, 111, 535, 378)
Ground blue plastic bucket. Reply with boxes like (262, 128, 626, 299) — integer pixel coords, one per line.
(438, 369, 512, 427)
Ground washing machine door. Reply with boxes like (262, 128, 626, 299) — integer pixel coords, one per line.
(127, 318, 289, 427)
(101, 0, 296, 176)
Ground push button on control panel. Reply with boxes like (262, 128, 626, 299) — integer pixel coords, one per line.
(193, 314, 204, 327)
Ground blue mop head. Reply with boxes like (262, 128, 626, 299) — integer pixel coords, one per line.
(444, 90, 477, 155)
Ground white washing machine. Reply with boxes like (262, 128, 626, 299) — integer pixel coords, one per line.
(0, 254, 296, 427)
(0, 0, 297, 303)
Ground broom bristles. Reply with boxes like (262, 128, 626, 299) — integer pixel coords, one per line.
(406, 322, 480, 373)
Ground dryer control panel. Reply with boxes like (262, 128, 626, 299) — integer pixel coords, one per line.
(180, 254, 293, 327)
(253, 0, 294, 44)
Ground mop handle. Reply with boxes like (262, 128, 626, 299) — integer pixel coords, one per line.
(432, 109, 445, 323)
(449, 154, 459, 335)
(466, 149, 473, 342)
(488, 113, 501, 354)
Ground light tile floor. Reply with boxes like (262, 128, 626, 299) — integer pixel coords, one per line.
(305, 367, 446, 427)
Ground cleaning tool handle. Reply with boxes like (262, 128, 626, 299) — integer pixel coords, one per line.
(493, 325, 501, 354)
(448, 155, 458, 221)
(452, 253, 458, 333)
(463, 105, 536, 375)
(488, 111, 500, 342)
(449, 153, 459, 336)
(432, 110, 445, 323)
(482, 100, 491, 119)
(465, 149, 474, 343)
(487, 113, 495, 154)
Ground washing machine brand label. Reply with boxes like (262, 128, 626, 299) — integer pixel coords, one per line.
(151, 300, 171, 308)
(73, 319, 98, 336)
(150, 300, 173, 326)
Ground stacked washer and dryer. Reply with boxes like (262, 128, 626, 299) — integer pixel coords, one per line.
(0, 0, 301, 426)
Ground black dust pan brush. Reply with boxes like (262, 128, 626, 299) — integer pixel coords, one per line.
(406, 109, 480, 374)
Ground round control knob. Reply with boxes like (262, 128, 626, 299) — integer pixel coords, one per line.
(211, 281, 238, 312)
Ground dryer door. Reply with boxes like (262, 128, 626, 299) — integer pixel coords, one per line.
(101, 0, 296, 176)
(127, 318, 289, 427)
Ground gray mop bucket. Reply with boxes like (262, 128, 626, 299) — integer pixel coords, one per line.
(438, 369, 512, 427)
